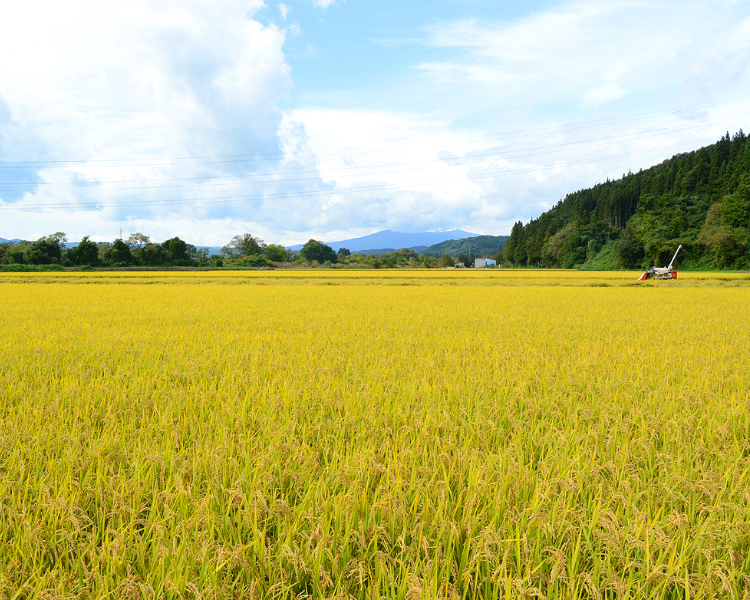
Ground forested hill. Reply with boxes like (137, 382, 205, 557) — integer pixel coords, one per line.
(421, 235, 508, 258)
(503, 131, 750, 270)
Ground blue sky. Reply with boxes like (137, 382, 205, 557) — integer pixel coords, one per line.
(1, 0, 749, 245)
(272, 0, 550, 107)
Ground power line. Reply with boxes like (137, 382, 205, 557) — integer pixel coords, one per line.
(1, 93, 748, 169)
(0, 136, 718, 211)
(25, 73, 746, 142)
(0, 112, 747, 192)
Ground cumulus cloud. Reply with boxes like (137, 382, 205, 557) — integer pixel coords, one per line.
(0, 0, 292, 244)
(277, 108, 488, 236)
(1, 0, 749, 245)
(276, 0, 750, 240)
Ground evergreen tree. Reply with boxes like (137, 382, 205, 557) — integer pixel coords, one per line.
(506, 132, 750, 269)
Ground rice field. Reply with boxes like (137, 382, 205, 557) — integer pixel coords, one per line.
(1, 269, 749, 599)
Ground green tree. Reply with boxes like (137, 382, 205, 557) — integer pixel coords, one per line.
(96, 242, 110, 264)
(222, 234, 265, 257)
(127, 233, 151, 259)
(161, 237, 190, 265)
(457, 252, 476, 267)
(439, 254, 455, 267)
(721, 185, 750, 229)
(105, 239, 133, 265)
(556, 230, 587, 268)
(504, 222, 524, 265)
(489, 131, 750, 270)
(544, 222, 576, 265)
(24, 248, 47, 265)
(139, 243, 163, 266)
(394, 248, 418, 261)
(237, 255, 271, 267)
(337, 247, 351, 259)
(193, 248, 211, 265)
(300, 239, 337, 263)
(698, 203, 738, 268)
(24, 232, 67, 264)
(265, 244, 288, 262)
(67, 236, 99, 266)
(615, 226, 644, 269)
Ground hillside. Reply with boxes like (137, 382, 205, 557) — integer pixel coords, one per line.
(288, 229, 479, 252)
(353, 246, 429, 256)
(421, 235, 509, 258)
(503, 131, 750, 270)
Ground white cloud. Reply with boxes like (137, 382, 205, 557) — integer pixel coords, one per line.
(287, 22, 302, 37)
(580, 84, 627, 108)
(312, 0, 336, 9)
(2, 0, 750, 245)
(278, 3, 289, 21)
(418, 0, 750, 110)
(262, 0, 749, 241)
(276, 108, 488, 238)
(0, 0, 292, 243)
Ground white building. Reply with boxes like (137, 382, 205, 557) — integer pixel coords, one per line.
(474, 258, 497, 268)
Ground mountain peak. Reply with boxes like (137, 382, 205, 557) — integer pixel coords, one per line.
(287, 229, 481, 252)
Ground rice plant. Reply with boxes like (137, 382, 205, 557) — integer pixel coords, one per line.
(0, 271, 748, 598)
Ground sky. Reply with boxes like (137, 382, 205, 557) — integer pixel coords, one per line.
(1, 0, 749, 245)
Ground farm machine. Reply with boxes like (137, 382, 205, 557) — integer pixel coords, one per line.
(639, 245, 682, 280)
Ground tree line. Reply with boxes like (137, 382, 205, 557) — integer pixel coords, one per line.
(500, 131, 750, 270)
(5, 133, 748, 272)
(0, 232, 291, 268)
(0, 233, 202, 268)
(0, 232, 495, 269)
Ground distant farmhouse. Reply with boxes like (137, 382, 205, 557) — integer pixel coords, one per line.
(474, 258, 496, 268)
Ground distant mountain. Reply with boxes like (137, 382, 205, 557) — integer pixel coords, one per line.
(351, 246, 429, 256)
(0, 237, 22, 244)
(197, 246, 222, 256)
(421, 235, 509, 258)
(287, 230, 480, 252)
(353, 248, 395, 256)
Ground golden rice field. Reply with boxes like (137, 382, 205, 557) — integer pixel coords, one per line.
(1, 269, 750, 599)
